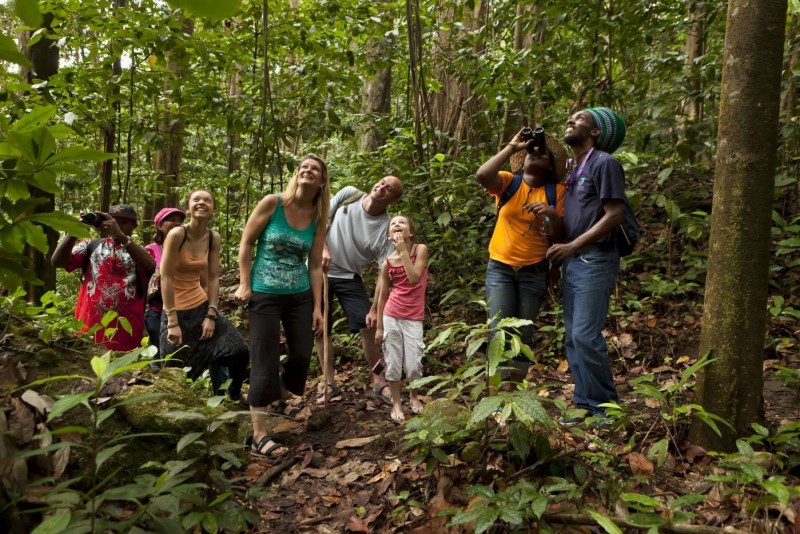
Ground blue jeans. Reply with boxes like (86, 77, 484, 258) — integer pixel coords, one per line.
(562, 248, 620, 414)
(485, 259, 548, 376)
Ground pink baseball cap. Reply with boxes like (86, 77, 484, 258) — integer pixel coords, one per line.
(154, 208, 186, 227)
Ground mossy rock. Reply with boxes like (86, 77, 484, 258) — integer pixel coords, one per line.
(115, 368, 240, 444)
(421, 398, 469, 427)
(461, 441, 483, 463)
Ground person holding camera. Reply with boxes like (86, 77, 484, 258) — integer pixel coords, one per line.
(51, 205, 156, 351)
(476, 128, 567, 386)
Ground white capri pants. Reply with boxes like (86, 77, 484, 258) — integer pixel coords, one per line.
(382, 315, 424, 382)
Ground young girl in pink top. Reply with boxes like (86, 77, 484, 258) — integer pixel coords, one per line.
(375, 215, 429, 423)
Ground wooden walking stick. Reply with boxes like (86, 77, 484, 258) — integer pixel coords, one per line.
(322, 274, 329, 408)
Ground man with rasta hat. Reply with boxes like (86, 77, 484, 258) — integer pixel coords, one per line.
(52, 204, 155, 351)
(546, 107, 628, 422)
(476, 127, 567, 386)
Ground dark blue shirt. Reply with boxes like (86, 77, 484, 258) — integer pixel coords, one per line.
(563, 150, 627, 244)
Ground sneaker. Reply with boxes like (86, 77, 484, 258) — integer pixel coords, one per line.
(587, 416, 612, 429)
(558, 416, 581, 426)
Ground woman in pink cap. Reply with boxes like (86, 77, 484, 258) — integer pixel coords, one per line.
(145, 207, 186, 363)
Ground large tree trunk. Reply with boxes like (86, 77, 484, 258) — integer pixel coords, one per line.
(101, 0, 124, 210)
(20, 13, 59, 303)
(429, 0, 487, 150)
(689, 0, 787, 452)
(152, 16, 194, 214)
(359, 32, 393, 153)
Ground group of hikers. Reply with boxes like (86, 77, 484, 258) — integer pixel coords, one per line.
(52, 106, 630, 456)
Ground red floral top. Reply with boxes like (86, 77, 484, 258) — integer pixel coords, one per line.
(65, 238, 147, 351)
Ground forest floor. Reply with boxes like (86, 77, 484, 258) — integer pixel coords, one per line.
(2, 298, 799, 533)
(237, 348, 800, 534)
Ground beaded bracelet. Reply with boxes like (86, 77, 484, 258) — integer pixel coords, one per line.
(167, 323, 179, 329)
(204, 314, 218, 321)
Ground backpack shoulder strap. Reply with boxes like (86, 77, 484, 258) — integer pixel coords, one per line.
(178, 225, 188, 250)
(545, 181, 557, 209)
(329, 189, 366, 225)
(81, 238, 102, 278)
(497, 174, 523, 214)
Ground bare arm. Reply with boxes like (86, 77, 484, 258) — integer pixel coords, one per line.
(375, 262, 390, 345)
(234, 194, 278, 303)
(160, 227, 183, 345)
(200, 231, 221, 340)
(476, 129, 529, 192)
(397, 244, 428, 285)
(51, 235, 78, 268)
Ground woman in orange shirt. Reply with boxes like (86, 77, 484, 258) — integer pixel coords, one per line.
(159, 189, 249, 401)
(475, 128, 567, 386)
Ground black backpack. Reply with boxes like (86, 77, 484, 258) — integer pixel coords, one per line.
(490, 174, 557, 237)
(615, 198, 640, 257)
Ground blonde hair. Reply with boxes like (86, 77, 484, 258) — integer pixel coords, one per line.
(283, 154, 330, 225)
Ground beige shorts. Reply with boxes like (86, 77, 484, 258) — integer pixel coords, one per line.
(382, 315, 424, 382)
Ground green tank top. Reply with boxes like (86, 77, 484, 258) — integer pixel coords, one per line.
(251, 195, 317, 294)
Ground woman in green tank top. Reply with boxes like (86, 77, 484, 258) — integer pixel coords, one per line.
(235, 155, 330, 458)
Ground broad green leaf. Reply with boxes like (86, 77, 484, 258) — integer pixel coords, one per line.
(48, 392, 93, 422)
(45, 147, 113, 165)
(111, 392, 167, 409)
(19, 220, 48, 253)
(32, 126, 57, 164)
(31, 511, 71, 534)
(167, 0, 242, 20)
(587, 510, 623, 534)
(29, 213, 92, 238)
(468, 396, 503, 427)
(95, 444, 126, 471)
(5, 179, 31, 201)
(509, 422, 531, 459)
(15, 0, 43, 28)
(0, 35, 30, 67)
(621, 492, 662, 509)
(12, 105, 56, 132)
(90, 354, 110, 378)
(31, 169, 58, 193)
(177, 432, 204, 453)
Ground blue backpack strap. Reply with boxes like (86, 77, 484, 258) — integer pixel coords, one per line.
(497, 173, 523, 213)
(545, 181, 556, 209)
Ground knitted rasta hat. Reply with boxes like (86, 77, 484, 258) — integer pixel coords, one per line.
(584, 107, 626, 154)
(509, 132, 568, 181)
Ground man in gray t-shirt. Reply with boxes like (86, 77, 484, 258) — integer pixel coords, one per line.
(316, 176, 403, 405)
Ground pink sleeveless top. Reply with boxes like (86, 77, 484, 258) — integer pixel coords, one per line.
(383, 245, 427, 321)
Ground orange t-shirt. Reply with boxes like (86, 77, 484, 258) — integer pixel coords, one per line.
(488, 171, 565, 267)
(174, 245, 208, 310)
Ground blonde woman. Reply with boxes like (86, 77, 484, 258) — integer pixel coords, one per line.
(235, 155, 330, 458)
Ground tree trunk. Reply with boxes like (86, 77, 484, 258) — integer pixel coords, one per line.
(684, 0, 705, 124)
(359, 32, 393, 152)
(689, 0, 787, 452)
(101, 0, 124, 210)
(20, 13, 59, 303)
(152, 16, 194, 214)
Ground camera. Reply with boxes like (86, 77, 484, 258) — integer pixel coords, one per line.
(79, 211, 105, 228)
(521, 127, 547, 155)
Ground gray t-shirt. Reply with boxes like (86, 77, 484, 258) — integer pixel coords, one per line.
(563, 151, 627, 244)
(327, 186, 392, 279)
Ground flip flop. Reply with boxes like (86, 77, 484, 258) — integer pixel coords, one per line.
(249, 435, 288, 458)
(316, 383, 343, 404)
(268, 400, 303, 421)
(371, 383, 392, 406)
